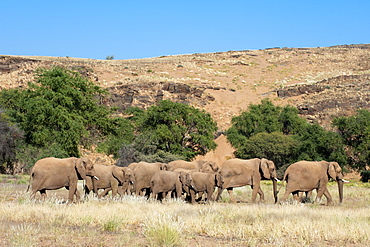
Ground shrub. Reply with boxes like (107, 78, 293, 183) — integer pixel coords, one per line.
(227, 99, 347, 169)
(0, 66, 122, 157)
(120, 100, 218, 161)
(333, 109, 370, 170)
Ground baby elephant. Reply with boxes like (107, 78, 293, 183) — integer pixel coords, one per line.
(150, 171, 182, 201)
(181, 171, 217, 204)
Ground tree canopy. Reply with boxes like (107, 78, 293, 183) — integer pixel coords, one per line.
(116, 101, 218, 164)
(227, 99, 347, 171)
(333, 109, 370, 170)
(0, 66, 121, 157)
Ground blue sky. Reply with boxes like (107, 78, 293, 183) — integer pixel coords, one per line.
(1, 1, 369, 60)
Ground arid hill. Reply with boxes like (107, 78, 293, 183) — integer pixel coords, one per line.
(1, 44, 370, 163)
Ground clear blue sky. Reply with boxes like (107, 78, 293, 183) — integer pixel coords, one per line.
(1, 1, 369, 60)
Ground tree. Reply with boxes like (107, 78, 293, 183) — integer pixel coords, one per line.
(227, 99, 347, 170)
(333, 109, 370, 170)
(227, 99, 306, 149)
(0, 66, 121, 157)
(120, 100, 218, 161)
(235, 132, 299, 173)
(96, 118, 134, 157)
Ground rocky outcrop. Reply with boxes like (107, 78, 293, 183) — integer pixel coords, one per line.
(0, 56, 40, 73)
(106, 82, 213, 111)
(277, 74, 370, 129)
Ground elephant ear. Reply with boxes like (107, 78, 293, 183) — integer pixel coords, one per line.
(260, 158, 271, 179)
(328, 162, 341, 180)
(112, 166, 125, 184)
(201, 161, 219, 173)
(216, 172, 223, 187)
(178, 171, 186, 184)
(162, 163, 170, 171)
(75, 158, 87, 180)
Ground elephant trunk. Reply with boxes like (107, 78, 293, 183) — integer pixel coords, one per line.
(337, 179, 344, 204)
(272, 178, 278, 203)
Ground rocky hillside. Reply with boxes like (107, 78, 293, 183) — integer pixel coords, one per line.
(1, 44, 370, 163)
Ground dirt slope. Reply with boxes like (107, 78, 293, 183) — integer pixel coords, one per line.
(1, 44, 370, 164)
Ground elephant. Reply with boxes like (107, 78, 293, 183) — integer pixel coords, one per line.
(200, 161, 220, 173)
(28, 157, 97, 203)
(180, 171, 217, 204)
(119, 167, 134, 195)
(167, 160, 207, 171)
(150, 170, 182, 201)
(280, 160, 348, 205)
(84, 164, 129, 198)
(128, 161, 168, 197)
(215, 158, 278, 203)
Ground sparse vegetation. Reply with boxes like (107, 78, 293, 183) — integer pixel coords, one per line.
(0, 181, 369, 246)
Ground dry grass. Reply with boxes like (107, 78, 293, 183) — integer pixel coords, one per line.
(0, 179, 369, 246)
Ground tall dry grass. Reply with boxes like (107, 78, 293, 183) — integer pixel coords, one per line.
(0, 181, 369, 246)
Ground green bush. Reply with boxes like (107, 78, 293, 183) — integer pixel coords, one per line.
(124, 100, 218, 161)
(0, 66, 122, 157)
(227, 99, 347, 169)
(333, 109, 370, 170)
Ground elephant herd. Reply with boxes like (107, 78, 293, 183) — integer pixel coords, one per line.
(28, 157, 348, 205)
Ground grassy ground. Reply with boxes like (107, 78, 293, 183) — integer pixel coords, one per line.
(0, 176, 369, 246)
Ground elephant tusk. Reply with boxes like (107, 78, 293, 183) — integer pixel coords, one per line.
(274, 178, 281, 182)
(341, 179, 349, 183)
(93, 176, 100, 181)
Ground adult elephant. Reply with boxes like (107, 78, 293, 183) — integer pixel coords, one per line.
(84, 164, 129, 198)
(150, 170, 182, 201)
(167, 160, 207, 171)
(180, 171, 217, 204)
(216, 158, 278, 203)
(28, 157, 97, 203)
(128, 162, 168, 197)
(280, 160, 348, 205)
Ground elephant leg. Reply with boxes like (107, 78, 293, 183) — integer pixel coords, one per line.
(250, 184, 262, 203)
(292, 191, 300, 202)
(117, 186, 124, 196)
(323, 187, 333, 205)
(216, 187, 225, 201)
(99, 188, 111, 198)
(280, 188, 294, 202)
(75, 189, 81, 202)
(84, 185, 91, 198)
(151, 190, 157, 200)
(39, 189, 47, 200)
(216, 187, 224, 201)
(207, 188, 214, 202)
(227, 188, 235, 203)
(111, 187, 118, 197)
(155, 192, 163, 202)
(144, 188, 151, 199)
(67, 185, 77, 203)
(315, 186, 326, 204)
(258, 186, 264, 202)
(190, 190, 196, 204)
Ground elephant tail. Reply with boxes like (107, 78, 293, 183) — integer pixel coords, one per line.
(275, 173, 288, 195)
(26, 171, 34, 192)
